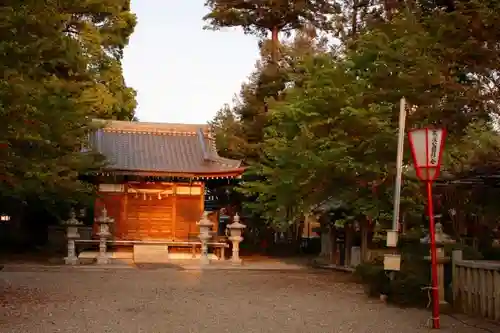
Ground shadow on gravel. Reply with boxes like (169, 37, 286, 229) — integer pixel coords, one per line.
(134, 263, 184, 270)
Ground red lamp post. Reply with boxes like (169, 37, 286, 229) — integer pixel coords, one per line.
(408, 127, 446, 330)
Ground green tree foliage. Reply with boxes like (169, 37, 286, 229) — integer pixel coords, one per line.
(204, 2, 340, 164)
(239, 51, 421, 228)
(211, 27, 330, 164)
(347, 1, 500, 135)
(203, 0, 340, 61)
(211, 55, 283, 163)
(209, 104, 246, 160)
(0, 1, 136, 217)
(212, 0, 500, 230)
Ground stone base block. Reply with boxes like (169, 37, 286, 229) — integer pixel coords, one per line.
(133, 244, 169, 264)
(200, 256, 211, 265)
(169, 253, 219, 260)
(64, 256, 79, 265)
(96, 255, 111, 265)
(231, 258, 243, 265)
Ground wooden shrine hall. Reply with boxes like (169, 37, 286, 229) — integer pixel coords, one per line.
(83, 120, 245, 261)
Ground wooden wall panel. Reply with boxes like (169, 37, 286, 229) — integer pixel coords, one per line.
(175, 195, 203, 240)
(96, 182, 206, 241)
(124, 194, 174, 240)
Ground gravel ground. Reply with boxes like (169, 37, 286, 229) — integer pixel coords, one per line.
(0, 265, 496, 333)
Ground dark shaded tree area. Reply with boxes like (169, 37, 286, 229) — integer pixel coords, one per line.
(0, 1, 137, 246)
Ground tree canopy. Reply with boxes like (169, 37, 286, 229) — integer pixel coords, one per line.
(203, 0, 340, 40)
(210, 0, 500, 229)
(0, 0, 136, 216)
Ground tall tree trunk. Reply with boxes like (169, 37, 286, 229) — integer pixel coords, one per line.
(383, 0, 398, 20)
(345, 223, 353, 266)
(271, 26, 279, 63)
(351, 0, 359, 38)
(320, 229, 330, 257)
(329, 226, 338, 264)
(360, 218, 369, 263)
(295, 219, 304, 253)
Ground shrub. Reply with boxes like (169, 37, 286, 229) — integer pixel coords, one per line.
(481, 246, 500, 260)
(355, 257, 390, 297)
(356, 232, 486, 308)
(444, 243, 483, 260)
(355, 254, 430, 307)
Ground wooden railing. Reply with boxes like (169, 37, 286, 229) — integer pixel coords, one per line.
(452, 250, 500, 321)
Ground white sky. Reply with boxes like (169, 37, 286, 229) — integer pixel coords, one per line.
(122, 0, 260, 124)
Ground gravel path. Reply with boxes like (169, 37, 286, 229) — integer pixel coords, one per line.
(0, 265, 496, 333)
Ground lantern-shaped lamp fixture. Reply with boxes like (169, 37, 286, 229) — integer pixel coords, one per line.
(408, 128, 446, 181)
(227, 213, 246, 238)
(197, 211, 214, 238)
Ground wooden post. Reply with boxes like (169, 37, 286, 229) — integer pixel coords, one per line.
(495, 270, 500, 321)
(220, 246, 225, 261)
(436, 247, 451, 312)
(119, 183, 128, 240)
(172, 184, 177, 240)
(199, 183, 205, 213)
(452, 249, 463, 307)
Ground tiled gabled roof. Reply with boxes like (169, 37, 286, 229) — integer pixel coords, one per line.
(89, 120, 243, 176)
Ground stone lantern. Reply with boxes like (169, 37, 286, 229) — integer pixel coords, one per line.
(96, 206, 114, 265)
(420, 222, 455, 311)
(227, 213, 246, 264)
(197, 211, 214, 265)
(420, 222, 455, 245)
(62, 209, 83, 265)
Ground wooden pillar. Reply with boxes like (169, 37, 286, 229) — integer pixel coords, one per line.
(200, 183, 205, 213)
(118, 183, 128, 240)
(172, 184, 177, 240)
(196, 183, 204, 237)
(320, 231, 329, 257)
(451, 249, 463, 307)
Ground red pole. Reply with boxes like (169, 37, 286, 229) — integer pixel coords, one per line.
(426, 181, 440, 329)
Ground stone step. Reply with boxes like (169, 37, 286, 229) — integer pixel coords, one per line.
(78, 251, 133, 260)
(133, 244, 170, 263)
(78, 248, 220, 264)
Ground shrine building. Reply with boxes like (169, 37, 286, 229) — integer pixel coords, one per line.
(88, 120, 244, 246)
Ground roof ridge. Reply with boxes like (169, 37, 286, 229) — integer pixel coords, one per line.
(93, 119, 210, 134)
(89, 122, 244, 175)
(102, 128, 200, 136)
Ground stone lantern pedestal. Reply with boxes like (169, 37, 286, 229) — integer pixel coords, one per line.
(227, 213, 246, 265)
(420, 222, 455, 312)
(63, 209, 83, 265)
(197, 212, 214, 265)
(96, 207, 114, 265)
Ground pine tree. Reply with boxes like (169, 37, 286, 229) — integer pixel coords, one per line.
(205, 1, 341, 164)
(0, 0, 137, 216)
(203, 0, 340, 62)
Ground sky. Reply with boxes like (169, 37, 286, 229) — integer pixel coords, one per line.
(122, 1, 261, 124)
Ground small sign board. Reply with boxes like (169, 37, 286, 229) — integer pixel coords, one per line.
(204, 188, 219, 211)
(384, 254, 401, 271)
